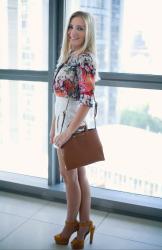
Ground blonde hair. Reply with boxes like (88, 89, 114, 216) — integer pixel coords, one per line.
(58, 11, 96, 65)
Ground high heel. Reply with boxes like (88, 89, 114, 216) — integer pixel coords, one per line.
(54, 220, 79, 245)
(71, 220, 95, 249)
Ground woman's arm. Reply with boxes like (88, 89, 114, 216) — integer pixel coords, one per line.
(53, 104, 90, 148)
(67, 104, 90, 135)
(49, 116, 55, 144)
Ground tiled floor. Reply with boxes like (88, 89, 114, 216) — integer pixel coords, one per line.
(0, 191, 162, 250)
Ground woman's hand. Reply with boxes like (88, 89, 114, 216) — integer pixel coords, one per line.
(53, 129, 72, 148)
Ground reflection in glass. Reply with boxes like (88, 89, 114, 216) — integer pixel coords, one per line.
(0, 80, 48, 178)
(86, 86, 162, 198)
(0, 0, 48, 70)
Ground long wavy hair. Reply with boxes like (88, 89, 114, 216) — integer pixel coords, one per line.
(58, 11, 97, 65)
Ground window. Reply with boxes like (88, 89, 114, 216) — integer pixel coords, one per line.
(0, 80, 48, 178)
(66, 0, 162, 75)
(66, 0, 162, 198)
(0, 0, 49, 178)
(0, 0, 48, 70)
(86, 86, 162, 198)
(0, 0, 161, 219)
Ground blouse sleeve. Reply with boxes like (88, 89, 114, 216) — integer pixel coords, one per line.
(77, 53, 96, 107)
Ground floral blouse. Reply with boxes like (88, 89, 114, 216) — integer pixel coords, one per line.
(52, 52, 96, 107)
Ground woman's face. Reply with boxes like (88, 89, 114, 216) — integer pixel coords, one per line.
(68, 16, 86, 51)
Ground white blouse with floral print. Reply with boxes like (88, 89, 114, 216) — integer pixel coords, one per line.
(52, 52, 96, 107)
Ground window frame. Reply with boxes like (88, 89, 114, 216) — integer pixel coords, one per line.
(0, 0, 162, 222)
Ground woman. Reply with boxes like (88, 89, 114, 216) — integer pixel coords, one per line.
(50, 11, 97, 249)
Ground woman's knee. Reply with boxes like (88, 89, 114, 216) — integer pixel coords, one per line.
(64, 170, 79, 185)
(59, 164, 78, 185)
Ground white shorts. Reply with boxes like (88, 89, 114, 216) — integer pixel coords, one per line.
(54, 96, 85, 135)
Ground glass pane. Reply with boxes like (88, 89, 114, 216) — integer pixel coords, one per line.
(0, 0, 49, 70)
(0, 80, 48, 178)
(66, 0, 162, 75)
(86, 86, 162, 198)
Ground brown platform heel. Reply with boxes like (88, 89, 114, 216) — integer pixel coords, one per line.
(71, 220, 95, 249)
(54, 220, 79, 245)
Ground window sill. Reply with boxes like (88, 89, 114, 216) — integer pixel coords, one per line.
(0, 171, 161, 221)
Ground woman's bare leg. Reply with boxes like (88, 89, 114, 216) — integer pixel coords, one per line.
(57, 149, 81, 237)
(78, 166, 91, 221)
(77, 166, 91, 239)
